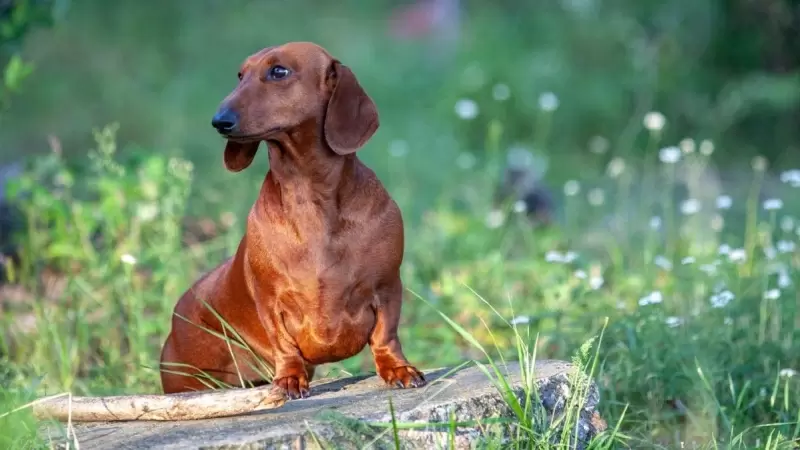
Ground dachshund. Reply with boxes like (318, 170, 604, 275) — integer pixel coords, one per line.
(159, 42, 426, 399)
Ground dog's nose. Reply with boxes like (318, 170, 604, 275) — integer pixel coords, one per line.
(211, 108, 239, 134)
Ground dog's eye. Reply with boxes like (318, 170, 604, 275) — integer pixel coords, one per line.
(267, 65, 291, 81)
(237, 72, 243, 80)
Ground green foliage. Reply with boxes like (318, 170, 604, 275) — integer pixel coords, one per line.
(0, 0, 62, 49)
(2, 54, 32, 101)
(0, 0, 67, 110)
(1, 0, 798, 167)
(1, 115, 798, 447)
(1, 124, 204, 401)
(1, 1, 800, 448)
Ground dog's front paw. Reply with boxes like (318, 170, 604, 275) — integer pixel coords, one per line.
(378, 365, 426, 389)
(271, 374, 310, 399)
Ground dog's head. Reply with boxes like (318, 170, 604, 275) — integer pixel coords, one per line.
(211, 42, 379, 172)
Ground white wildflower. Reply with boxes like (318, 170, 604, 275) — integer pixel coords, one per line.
(777, 240, 795, 254)
(659, 146, 681, 164)
(751, 156, 768, 172)
(638, 291, 663, 306)
(564, 180, 580, 196)
(545, 250, 562, 262)
(492, 83, 511, 101)
(763, 198, 783, 211)
(750, 155, 767, 172)
(778, 269, 792, 288)
(587, 188, 605, 206)
(728, 248, 747, 263)
(679, 138, 696, 154)
(779, 169, 800, 187)
(485, 210, 505, 229)
(665, 316, 683, 328)
(718, 244, 731, 255)
(764, 246, 777, 260)
(574, 270, 587, 279)
(538, 92, 559, 111)
(120, 254, 137, 265)
(606, 157, 625, 178)
(510, 315, 530, 326)
(681, 256, 696, 265)
(512, 200, 527, 214)
(589, 276, 604, 290)
(763, 289, 780, 300)
(643, 111, 666, 131)
(649, 216, 662, 230)
(716, 195, 732, 210)
(779, 368, 797, 378)
(544, 250, 578, 264)
(545, 250, 578, 264)
(680, 198, 701, 215)
(710, 290, 734, 308)
(654, 255, 673, 271)
(699, 139, 714, 156)
(136, 203, 159, 222)
(454, 99, 479, 120)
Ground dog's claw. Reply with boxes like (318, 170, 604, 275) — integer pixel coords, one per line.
(272, 374, 311, 400)
(379, 365, 427, 389)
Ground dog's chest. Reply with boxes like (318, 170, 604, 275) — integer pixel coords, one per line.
(295, 308, 375, 364)
(280, 276, 378, 365)
(274, 234, 361, 281)
(253, 203, 381, 278)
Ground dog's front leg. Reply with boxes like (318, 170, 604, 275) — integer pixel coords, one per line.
(269, 313, 313, 399)
(369, 278, 427, 389)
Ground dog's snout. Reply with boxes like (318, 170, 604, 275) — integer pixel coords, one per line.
(211, 108, 239, 134)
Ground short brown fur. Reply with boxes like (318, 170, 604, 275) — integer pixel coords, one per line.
(159, 42, 425, 398)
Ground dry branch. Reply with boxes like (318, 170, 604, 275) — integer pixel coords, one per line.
(32, 385, 288, 422)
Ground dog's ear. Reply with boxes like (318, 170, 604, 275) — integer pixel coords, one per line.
(324, 61, 379, 155)
(223, 140, 260, 172)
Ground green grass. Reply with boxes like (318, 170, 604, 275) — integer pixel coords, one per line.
(2, 120, 798, 448)
(2, 1, 800, 449)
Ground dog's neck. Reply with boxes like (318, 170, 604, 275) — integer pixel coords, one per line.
(263, 119, 357, 202)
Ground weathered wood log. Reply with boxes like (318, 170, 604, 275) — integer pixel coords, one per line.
(32, 385, 287, 422)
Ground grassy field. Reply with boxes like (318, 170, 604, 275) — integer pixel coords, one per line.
(1, 1, 799, 448)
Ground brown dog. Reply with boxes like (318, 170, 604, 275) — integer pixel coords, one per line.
(159, 42, 426, 398)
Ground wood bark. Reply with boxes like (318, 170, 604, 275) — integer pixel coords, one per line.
(32, 386, 287, 422)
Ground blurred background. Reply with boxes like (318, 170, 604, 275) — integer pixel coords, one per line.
(4, 0, 800, 188)
(1, 0, 800, 448)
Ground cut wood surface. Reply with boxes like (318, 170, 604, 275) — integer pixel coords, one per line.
(32, 385, 288, 422)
